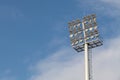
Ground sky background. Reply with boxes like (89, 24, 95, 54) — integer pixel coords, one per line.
(0, 0, 120, 80)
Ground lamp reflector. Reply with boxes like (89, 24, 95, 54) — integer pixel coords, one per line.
(70, 34, 73, 38)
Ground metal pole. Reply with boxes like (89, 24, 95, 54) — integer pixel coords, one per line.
(84, 43, 90, 80)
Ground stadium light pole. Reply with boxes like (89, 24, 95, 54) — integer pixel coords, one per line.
(68, 14, 103, 80)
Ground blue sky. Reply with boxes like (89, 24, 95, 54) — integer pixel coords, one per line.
(0, 0, 120, 80)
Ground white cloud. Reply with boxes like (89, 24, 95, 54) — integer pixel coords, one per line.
(97, 0, 120, 16)
(93, 37, 120, 80)
(100, 0, 120, 8)
(29, 47, 84, 80)
(77, 0, 120, 17)
(28, 36, 120, 80)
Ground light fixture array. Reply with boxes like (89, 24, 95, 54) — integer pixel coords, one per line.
(68, 14, 103, 52)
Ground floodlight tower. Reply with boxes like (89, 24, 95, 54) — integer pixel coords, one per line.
(68, 14, 103, 80)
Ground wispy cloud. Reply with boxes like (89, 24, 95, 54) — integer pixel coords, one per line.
(98, 0, 120, 17)
(28, 36, 120, 80)
(77, 0, 120, 17)
(28, 47, 84, 80)
(100, 0, 120, 8)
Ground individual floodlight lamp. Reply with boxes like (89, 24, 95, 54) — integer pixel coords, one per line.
(68, 14, 103, 80)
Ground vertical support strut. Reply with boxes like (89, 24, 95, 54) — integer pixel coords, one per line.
(88, 48, 93, 80)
